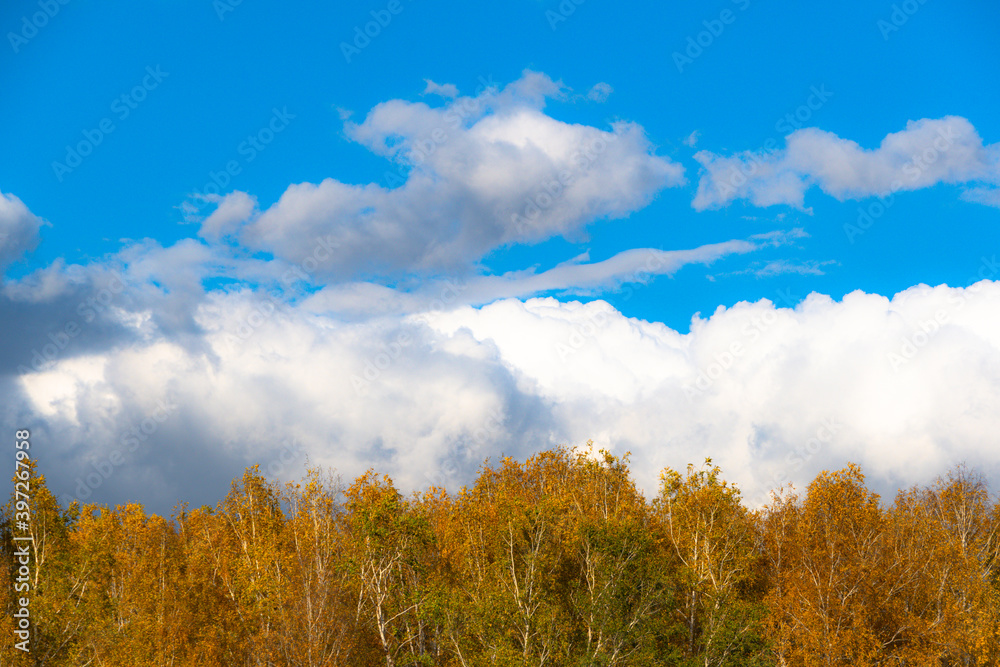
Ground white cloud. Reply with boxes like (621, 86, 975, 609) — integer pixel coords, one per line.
(10, 268, 1000, 512)
(754, 259, 835, 277)
(457, 240, 752, 301)
(194, 71, 684, 280)
(197, 192, 258, 240)
(300, 234, 784, 317)
(961, 185, 1000, 209)
(0, 191, 46, 275)
(421, 280, 1000, 503)
(298, 229, 812, 319)
(422, 79, 459, 98)
(693, 116, 1000, 210)
(586, 82, 613, 103)
(709, 258, 837, 280)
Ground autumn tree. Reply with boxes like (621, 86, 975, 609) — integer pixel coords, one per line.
(344, 470, 435, 667)
(0, 460, 97, 665)
(447, 450, 582, 665)
(559, 446, 673, 666)
(762, 464, 886, 666)
(443, 445, 676, 666)
(882, 466, 1000, 663)
(67, 503, 197, 666)
(654, 458, 769, 666)
(4, 443, 999, 667)
(208, 466, 289, 665)
(173, 501, 255, 664)
(275, 467, 358, 667)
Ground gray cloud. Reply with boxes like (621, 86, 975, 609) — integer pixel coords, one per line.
(0, 191, 45, 274)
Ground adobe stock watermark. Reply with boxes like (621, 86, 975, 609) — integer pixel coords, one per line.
(51, 66, 169, 182)
(221, 290, 287, 350)
(554, 306, 612, 361)
(673, 0, 752, 74)
(545, 0, 587, 31)
(887, 254, 1000, 372)
(614, 253, 669, 303)
(221, 233, 340, 349)
(71, 397, 179, 502)
(12, 429, 33, 652)
(257, 439, 303, 481)
(354, 279, 468, 395)
(213, 0, 245, 21)
(410, 278, 469, 322)
(683, 290, 796, 401)
(877, 0, 931, 40)
(351, 330, 413, 396)
(684, 310, 777, 401)
(553, 250, 669, 361)
(843, 122, 961, 244)
(340, 0, 414, 64)
(185, 106, 295, 217)
(887, 310, 949, 373)
(775, 85, 834, 134)
(7, 0, 71, 54)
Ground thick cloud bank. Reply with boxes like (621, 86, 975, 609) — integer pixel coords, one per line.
(8, 271, 1000, 512)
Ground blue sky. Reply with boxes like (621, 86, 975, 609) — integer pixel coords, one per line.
(2, 0, 999, 513)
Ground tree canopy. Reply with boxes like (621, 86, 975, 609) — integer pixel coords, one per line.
(2, 445, 998, 666)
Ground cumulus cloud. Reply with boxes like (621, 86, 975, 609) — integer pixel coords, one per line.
(5, 286, 552, 511)
(193, 71, 684, 280)
(8, 257, 1000, 513)
(693, 116, 1000, 210)
(421, 278, 1000, 503)
(0, 191, 46, 275)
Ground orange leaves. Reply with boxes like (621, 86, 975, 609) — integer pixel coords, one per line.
(4, 450, 1000, 665)
(884, 467, 1000, 664)
(762, 463, 1000, 666)
(762, 464, 886, 666)
(277, 468, 357, 666)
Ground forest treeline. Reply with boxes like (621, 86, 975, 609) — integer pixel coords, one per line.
(2, 445, 999, 666)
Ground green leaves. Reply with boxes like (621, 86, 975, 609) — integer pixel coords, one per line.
(654, 459, 767, 665)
